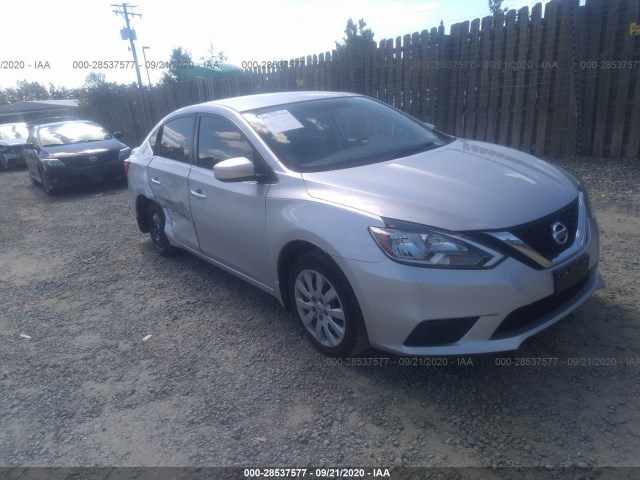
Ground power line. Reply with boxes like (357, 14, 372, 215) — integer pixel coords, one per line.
(112, 3, 143, 88)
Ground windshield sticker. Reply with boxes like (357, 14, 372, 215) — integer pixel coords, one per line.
(257, 110, 304, 134)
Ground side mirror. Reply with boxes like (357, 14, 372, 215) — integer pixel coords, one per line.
(113, 132, 124, 140)
(213, 157, 255, 182)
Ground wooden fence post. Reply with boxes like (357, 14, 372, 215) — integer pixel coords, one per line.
(486, 11, 505, 144)
(509, 7, 530, 150)
(592, 0, 622, 156)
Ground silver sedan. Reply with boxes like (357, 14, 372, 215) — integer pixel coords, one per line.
(127, 91, 602, 357)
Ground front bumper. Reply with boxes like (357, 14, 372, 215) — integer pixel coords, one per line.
(336, 217, 602, 356)
(42, 160, 126, 187)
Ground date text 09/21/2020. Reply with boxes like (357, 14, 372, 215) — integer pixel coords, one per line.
(324, 357, 637, 367)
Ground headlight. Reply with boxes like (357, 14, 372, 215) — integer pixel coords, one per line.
(369, 224, 503, 268)
(41, 157, 65, 167)
(118, 147, 131, 160)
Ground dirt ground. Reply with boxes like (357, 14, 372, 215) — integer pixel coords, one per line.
(0, 158, 639, 479)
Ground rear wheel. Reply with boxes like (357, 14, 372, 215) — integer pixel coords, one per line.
(147, 203, 176, 256)
(289, 251, 367, 357)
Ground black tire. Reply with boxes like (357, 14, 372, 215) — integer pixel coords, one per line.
(146, 203, 176, 257)
(39, 167, 55, 196)
(289, 251, 367, 357)
(28, 168, 38, 185)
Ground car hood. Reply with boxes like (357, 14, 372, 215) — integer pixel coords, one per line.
(301, 139, 577, 231)
(39, 137, 126, 158)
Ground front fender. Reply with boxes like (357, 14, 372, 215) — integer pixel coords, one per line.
(266, 195, 386, 282)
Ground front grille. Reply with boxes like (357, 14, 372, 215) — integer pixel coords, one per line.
(508, 198, 579, 261)
(491, 270, 591, 339)
(53, 163, 125, 185)
(61, 151, 117, 167)
(404, 317, 479, 347)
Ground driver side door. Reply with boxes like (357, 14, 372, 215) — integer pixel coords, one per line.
(188, 114, 272, 287)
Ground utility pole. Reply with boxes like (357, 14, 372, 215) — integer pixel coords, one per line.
(112, 3, 143, 88)
(142, 46, 152, 86)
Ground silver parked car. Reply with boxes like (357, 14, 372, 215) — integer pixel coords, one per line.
(127, 92, 602, 357)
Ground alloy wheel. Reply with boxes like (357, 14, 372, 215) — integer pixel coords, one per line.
(294, 269, 346, 348)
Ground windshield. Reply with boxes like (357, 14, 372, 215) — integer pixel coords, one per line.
(38, 121, 112, 147)
(0, 123, 29, 141)
(243, 96, 452, 172)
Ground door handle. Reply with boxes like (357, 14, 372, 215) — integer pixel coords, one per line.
(190, 189, 207, 199)
(150, 177, 161, 185)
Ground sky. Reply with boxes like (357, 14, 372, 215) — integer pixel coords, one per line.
(0, 0, 547, 90)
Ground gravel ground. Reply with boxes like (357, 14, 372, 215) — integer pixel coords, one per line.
(0, 157, 639, 477)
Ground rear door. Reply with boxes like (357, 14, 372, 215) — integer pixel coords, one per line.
(147, 115, 199, 250)
(187, 114, 271, 286)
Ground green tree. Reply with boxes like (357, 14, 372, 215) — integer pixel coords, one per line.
(84, 72, 107, 88)
(0, 89, 9, 107)
(0, 80, 50, 106)
(199, 42, 228, 69)
(335, 18, 375, 52)
(334, 18, 376, 93)
(48, 83, 80, 100)
(161, 47, 193, 84)
(0, 80, 79, 107)
(15, 80, 50, 101)
(2, 80, 51, 105)
(489, 0, 508, 26)
(77, 73, 137, 107)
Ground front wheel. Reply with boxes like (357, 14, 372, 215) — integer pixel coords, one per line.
(39, 167, 55, 196)
(146, 203, 176, 256)
(289, 251, 366, 357)
(28, 167, 38, 185)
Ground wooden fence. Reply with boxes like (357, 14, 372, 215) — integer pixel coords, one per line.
(78, 0, 639, 158)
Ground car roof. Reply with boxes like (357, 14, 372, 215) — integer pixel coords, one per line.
(178, 91, 361, 114)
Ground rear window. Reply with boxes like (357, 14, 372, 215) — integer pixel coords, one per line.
(243, 96, 452, 173)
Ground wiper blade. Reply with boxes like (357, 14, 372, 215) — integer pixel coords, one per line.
(386, 141, 435, 160)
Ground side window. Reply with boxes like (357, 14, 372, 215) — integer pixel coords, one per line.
(197, 116, 254, 170)
(148, 128, 159, 155)
(157, 116, 194, 163)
